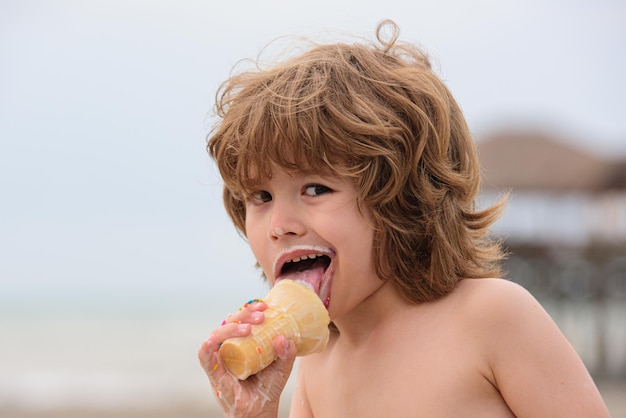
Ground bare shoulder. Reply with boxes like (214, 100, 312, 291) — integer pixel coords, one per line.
(455, 278, 610, 417)
(453, 278, 563, 360)
(455, 277, 535, 303)
(453, 278, 542, 322)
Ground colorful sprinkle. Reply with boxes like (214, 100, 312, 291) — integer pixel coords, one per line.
(212, 363, 218, 371)
(220, 320, 227, 326)
(256, 346, 262, 354)
(215, 390, 222, 398)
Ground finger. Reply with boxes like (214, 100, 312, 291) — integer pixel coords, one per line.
(206, 351, 240, 410)
(199, 336, 236, 388)
(209, 322, 253, 347)
(267, 336, 297, 378)
(198, 333, 220, 372)
(220, 301, 267, 326)
(198, 323, 252, 371)
(208, 350, 234, 386)
(243, 299, 267, 311)
(225, 309, 265, 326)
(274, 334, 297, 362)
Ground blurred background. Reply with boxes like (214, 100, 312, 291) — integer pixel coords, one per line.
(1, 0, 624, 417)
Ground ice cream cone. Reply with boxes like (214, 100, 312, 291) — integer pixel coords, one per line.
(219, 279, 330, 380)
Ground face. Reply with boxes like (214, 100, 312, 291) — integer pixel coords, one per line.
(244, 167, 382, 320)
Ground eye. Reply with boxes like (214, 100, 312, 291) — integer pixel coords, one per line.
(304, 184, 332, 197)
(248, 190, 272, 204)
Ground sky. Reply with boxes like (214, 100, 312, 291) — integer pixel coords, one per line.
(1, 0, 625, 315)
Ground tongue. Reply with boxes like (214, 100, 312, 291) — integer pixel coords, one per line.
(277, 265, 325, 295)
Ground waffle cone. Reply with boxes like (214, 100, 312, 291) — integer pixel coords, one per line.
(219, 280, 330, 380)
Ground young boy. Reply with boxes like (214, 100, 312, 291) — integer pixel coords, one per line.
(198, 20, 610, 417)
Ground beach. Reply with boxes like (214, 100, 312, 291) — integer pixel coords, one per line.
(2, 379, 625, 418)
(1, 299, 623, 418)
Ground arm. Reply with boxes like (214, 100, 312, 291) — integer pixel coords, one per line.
(478, 280, 610, 417)
(198, 302, 297, 418)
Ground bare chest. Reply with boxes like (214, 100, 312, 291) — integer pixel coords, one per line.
(303, 330, 514, 417)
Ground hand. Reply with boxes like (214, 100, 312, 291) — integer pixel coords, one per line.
(198, 301, 297, 418)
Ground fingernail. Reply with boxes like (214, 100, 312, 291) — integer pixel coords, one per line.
(252, 311, 263, 321)
(277, 337, 290, 359)
(237, 323, 250, 332)
(206, 334, 217, 347)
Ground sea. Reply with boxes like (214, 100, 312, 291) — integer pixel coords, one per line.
(0, 290, 624, 414)
(0, 284, 279, 414)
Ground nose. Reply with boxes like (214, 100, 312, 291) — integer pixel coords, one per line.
(267, 199, 305, 241)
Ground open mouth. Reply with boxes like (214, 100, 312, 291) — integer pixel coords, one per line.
(274, 248, 334, 308)
(280, 254, 331, 276)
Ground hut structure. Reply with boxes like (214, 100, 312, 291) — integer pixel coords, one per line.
(477, 130, 626, 378)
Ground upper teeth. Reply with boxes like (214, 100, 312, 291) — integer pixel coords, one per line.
(286, 254, 323, 263)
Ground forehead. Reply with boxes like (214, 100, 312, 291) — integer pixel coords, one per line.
(243, 155, 337, 186)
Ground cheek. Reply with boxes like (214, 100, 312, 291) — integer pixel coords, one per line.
(244, 215, 264, 258)
(244, 203, 264, 238)
(244, 211, 277, 279)
(332, 209, 375, 259)
(349, 213, 377, 272)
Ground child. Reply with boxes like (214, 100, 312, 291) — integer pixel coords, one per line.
(198, 20, 610, 417)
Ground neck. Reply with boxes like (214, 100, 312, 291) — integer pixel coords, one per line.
(331, 279, 412, 347)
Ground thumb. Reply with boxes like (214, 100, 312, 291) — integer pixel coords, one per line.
(275, 334, 297, 362)
(259, 335, 297, 392)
